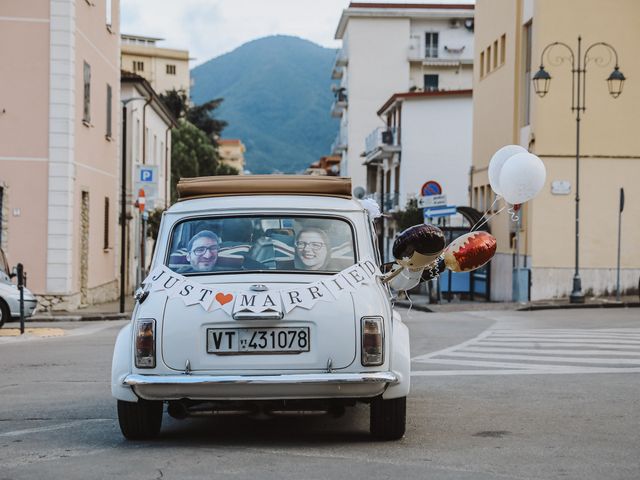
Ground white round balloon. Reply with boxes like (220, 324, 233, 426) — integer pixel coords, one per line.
(498, 152, 546, 205)
(488, 145, 527, 196)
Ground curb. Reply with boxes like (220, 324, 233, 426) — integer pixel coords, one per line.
(518, 302, 640, 311)
(28, 312, 131, 322)
(395, 301, 640, 313)
(394, 301, 433, 312)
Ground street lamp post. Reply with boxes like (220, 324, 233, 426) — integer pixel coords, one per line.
(120, 97, 147, 313)
(532, 36, 625, 304)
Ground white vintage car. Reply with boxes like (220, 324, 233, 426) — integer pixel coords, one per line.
(111, 176, 410, 440)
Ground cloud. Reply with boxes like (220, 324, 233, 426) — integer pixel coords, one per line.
(121, 0, 347, 66)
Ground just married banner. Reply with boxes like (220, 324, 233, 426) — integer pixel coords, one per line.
(142, 258, 381, 316)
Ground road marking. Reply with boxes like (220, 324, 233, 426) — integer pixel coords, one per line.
(412, 328, 640, 376)
(0, 419, 110, 437)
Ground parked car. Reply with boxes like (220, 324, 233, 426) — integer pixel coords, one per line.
(111, 176, 410, 440)
(0, 248, 38, 328)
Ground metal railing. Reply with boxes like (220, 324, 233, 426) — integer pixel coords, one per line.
(364, 127, 397, 155)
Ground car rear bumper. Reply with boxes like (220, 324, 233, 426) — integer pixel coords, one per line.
(124, 371, 398, 401)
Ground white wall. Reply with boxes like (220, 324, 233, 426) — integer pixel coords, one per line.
(398, 95, 473, 209)
(345, 17, 410, 192)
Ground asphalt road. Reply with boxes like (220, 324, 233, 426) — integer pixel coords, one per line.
(1, 308, 639, 479)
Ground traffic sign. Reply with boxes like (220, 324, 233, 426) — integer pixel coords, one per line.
(136, 188, 146, 213)
(139, 168, 154, 182)
(423, 205, 457, 218)
(421, 180, 442, 196)
(418, 194, 447, 208)
(134, 165, 158, 209)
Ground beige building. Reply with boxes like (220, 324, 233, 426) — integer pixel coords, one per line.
(0, 0, 121, 310)
(218, 139, 246, 174)
(472, 0, 640, 301)
(121, 34, 191, 97)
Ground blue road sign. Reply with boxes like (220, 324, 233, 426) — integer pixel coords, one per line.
(140, 168, 154, 182)
(423, 205, 457, 218)
(421, 180, 442, 196)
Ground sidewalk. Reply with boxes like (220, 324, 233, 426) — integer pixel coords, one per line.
(28, 296, 135, 322)
(394, 293, 640, 313)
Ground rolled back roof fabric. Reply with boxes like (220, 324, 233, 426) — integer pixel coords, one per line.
(177, 175, 352, 200)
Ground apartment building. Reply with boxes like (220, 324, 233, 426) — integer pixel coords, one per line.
(0, 0, 121, 310)
(218, 139, 246, 174)
(332, 2, 474, 196)
(472, 0, 639, 300)
(121, 34, 190, 97)
(365, 89, 472, 259)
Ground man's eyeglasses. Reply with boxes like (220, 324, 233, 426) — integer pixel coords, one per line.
(295, 241, 325, 252)
(191, 245, 219, 256)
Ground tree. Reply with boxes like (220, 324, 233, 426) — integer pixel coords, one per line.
(159, 89, 227, 142)
(158, 89, 238, 203)
(169, 120, 238, 202)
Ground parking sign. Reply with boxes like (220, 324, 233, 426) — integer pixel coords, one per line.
(140, 168, 154, 182)
(134, 165, 159, 209)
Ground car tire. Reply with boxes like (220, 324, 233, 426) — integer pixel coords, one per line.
(117, 399, 163, 440)
(0, 300, 9, 329)
(370, 395, 406, 440)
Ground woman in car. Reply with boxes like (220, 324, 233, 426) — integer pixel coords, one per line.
(294, 228, 331, 271)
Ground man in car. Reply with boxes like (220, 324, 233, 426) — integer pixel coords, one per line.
(186, 230, 220, 272)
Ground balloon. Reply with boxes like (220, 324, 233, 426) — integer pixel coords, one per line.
(421, 257, 446, 282)
(443, 231, 497, 272)
(498, 152, 546, 205)
(488, 145, 527, 196)
(388, 267, 423, 291)
(392, 224, 445, 269)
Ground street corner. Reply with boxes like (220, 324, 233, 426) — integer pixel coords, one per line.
(0, 327, 65, 340)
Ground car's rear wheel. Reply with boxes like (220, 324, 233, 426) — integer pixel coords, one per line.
(370, 395, 406, 440)
(0, 300, 9, 329)
(117, 399, 163, 440)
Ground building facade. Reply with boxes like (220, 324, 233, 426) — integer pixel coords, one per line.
(0, 0, 121, 310)
(218, 139, 246, 174)
(472, 0, 640, 300)
(121, 73, 176, 292)
(332, 2, 475, 196)
(121, 34, 190, 97)
(364, 90, 473, 260)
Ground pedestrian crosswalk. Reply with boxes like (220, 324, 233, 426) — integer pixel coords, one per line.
(411, 328, 640, 377)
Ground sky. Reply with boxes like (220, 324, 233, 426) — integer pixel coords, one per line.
(121, 0, 474, 67)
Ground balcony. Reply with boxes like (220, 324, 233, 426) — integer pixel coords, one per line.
(362, 192, 400, 213)
(331, 128, 347, 155)
(407, 35, 472, 66)
(364, 127, 400, 163)
(334, 48, 348, 67)
(383, 192, 400, 212)
(330, 89, 348, 118)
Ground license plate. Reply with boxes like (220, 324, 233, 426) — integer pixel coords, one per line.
(207, 327, 310, 354)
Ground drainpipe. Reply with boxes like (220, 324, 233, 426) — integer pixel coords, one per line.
(468, 165, 475, 207)
(141, 98, 152, 164)
(164, 125, 171, 207)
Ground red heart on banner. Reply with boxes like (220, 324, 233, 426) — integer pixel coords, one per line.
(215, 292, 234, 305)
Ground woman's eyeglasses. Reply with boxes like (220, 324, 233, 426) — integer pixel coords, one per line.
(295, 241, 325, 251)
(191, 245, 219, 256)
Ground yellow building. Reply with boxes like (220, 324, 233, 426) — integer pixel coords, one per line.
(218, 139, 246, 174)
(472, 0, 639, 301)
(121, 34, 190, 96)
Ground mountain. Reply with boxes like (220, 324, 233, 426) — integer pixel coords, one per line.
(191, 35, 339, 174)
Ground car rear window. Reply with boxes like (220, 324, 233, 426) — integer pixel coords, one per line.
(166, 216, 356, 275)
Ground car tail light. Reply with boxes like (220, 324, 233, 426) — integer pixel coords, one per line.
(135, 319, 156, 368)
(361, 316, 384, 366)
